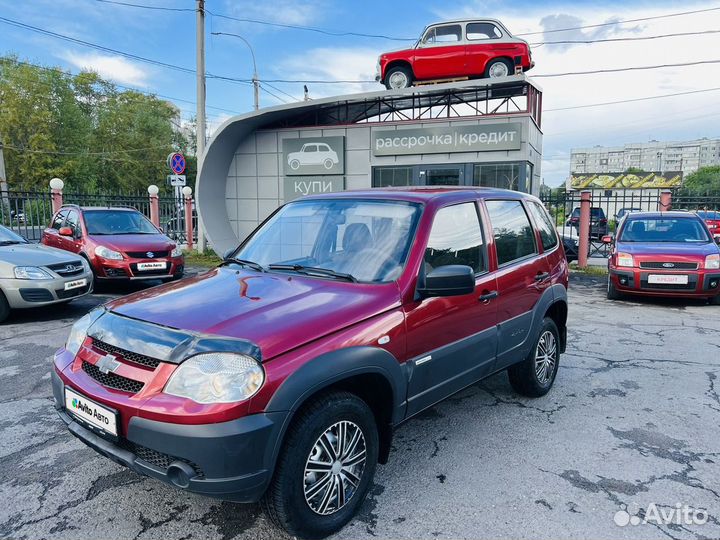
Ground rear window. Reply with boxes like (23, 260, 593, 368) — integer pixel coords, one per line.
(528, 202, 558, 251)
(620, 218, 711, 243)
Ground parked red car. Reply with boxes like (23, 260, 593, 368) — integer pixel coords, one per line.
(52, 188, 568, 538)
(376, 19, 533, 89)
(42, 205, 184, 282)
(697, 210, 720, 237)
(605, 211, 720, 304)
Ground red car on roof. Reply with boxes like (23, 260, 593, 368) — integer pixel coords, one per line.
(376, 19, 533, 90)
(42, 205, 184, 283)
(605, 211, 720, 304)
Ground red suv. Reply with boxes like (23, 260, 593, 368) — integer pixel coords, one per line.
(52, 188, 568, 538)
(376, 19, 533, 89)
(605, 211, 720, 303)
(42, 205, 184, 282)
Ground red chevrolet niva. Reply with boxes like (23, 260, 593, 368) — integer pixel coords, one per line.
(605, 211, 720, 304)
(53, 188, 568, 538)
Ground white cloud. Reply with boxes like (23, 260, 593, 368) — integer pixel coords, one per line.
(61, 51, 151, 87)
(223, 0, 327, 28)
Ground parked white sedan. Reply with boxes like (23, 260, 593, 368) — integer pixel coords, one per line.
(0, 225, 93, 322)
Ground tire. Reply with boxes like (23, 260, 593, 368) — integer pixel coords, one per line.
(384, 65, 413, 90)
(485, 58, 513, 79)
(0, 291, 10, 324)
(508, 317, 560, 397)
(607, 276, 622, 300)
(290, 159, 301, 170)
(263, 391, 379, 539)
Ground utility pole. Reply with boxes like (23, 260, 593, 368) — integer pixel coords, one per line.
(211, 31, 259, 111)
(196, 0, 207, 253)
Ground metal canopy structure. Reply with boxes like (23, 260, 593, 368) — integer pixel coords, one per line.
(261, 75, 542, 129)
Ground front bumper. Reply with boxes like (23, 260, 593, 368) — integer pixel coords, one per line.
(52, 369, 285, 502)
(94, 256, 184, 280)
(610, 268, 720, 298)
(2, 271, 93, 308)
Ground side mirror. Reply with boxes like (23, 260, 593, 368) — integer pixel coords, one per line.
(58, 226, 73, 236)
(418, 265, 475, 297)
(222, 248, 236, 260)
(601, 235, 613, 244)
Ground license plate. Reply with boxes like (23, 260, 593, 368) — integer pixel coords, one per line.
(64, 278, 87, 291)
(137, 261, 167, 271)
(648, 274, 688, 285)
(64, 387, 118, 436)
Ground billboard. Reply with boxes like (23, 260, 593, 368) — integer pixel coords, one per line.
(282, 137, 345, 176)
(569, 171, 683, 190)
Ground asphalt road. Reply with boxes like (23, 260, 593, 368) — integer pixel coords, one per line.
(1, 274, 719, 540)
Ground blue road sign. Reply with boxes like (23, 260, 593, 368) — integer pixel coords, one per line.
(168, 152, 186, 175)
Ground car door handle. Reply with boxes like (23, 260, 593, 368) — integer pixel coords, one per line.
(534, 272, 550, 282)
(478, 290, 498, 302)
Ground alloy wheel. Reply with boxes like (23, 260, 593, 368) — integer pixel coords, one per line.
(534, 330, 557, 384)
(488, 62, 509, 78)
(304, 420, 367, 515)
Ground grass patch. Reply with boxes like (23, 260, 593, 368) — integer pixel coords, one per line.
(183, 249, 223, 268)
(569, 262, 608, 276)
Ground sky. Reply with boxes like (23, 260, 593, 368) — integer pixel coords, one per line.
(1, 0, 720, 187)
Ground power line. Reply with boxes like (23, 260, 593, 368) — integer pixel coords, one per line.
(531, 29, 720, 46)
(94, 0, 194, 12)
(544, 87, 720, 112)
(533, 59, 720, 78)
(262, 81, 300, 102)
(259, 84, 290, 104)
(516, 6, 720, 37)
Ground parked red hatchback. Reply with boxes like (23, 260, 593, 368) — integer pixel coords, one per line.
(605, 211, 720, 304)
(697, 210, 720, 237)
(42, 205, 184, 282)
(376, 19, 533, 89)
(52, 188, 568, 538)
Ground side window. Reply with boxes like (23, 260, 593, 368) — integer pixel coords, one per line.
(528, 202, 558, 251)
(66, 210, 81, 236)
(485, 200, 538, 266)
(466, 22, 502, 40)
(425, 203, 485, 273)
(424, 24, 462, 44)
(51, 210, 68, 230)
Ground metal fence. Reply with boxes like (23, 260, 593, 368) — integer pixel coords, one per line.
(0, 190, 197, 244)
(539, 189, 720, 260)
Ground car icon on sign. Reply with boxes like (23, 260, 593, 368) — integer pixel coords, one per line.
(287, 142, 339, 170)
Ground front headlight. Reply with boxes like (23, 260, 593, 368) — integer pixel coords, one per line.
(94, 245, 123, 260)
(14, 266, 52, 279)
(66, 310, 102, 357)
(705, 254, 720, 270)
(617, 252, 634, 267)
(171, 245, 183, 257)
(164, 353, 264, 404)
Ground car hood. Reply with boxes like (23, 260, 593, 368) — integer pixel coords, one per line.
(88, 234, 175, 253)
(617, 242, 720, 258)
(0, 242, 83, 266)
(106, 266, 401, 360)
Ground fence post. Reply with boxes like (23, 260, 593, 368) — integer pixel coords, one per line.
(49, 178, 64, 214)
(578, 190, 591, 269)
(148, 184, 160, 227)
(659, 190, 672, 212)
(182, 186, 194, 251)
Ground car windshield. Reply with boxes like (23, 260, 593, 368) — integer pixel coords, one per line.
(0, 225, 27, 245)
(619, 218, 711, 243)
(84, 210, 159, 235)
(235, 199, 422, 283)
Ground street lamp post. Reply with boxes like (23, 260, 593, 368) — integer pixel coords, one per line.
(212, 31, 259, 111)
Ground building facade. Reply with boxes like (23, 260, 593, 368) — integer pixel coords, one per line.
(197, 76, 543, 254)
(570, 138, 720, 177)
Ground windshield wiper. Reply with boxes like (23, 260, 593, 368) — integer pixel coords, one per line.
(268, 264, 357, 282)
(223, 257, 266, 272)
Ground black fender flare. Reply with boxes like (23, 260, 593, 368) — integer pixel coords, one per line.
(263, 346, 407, 469)
(530, 284, 567, 352)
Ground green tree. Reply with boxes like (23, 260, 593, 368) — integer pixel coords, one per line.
(0, 56, 194, 193)
(682, 166, 720, 195)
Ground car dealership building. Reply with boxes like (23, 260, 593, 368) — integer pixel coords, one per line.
(197, 75, 544, 253)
